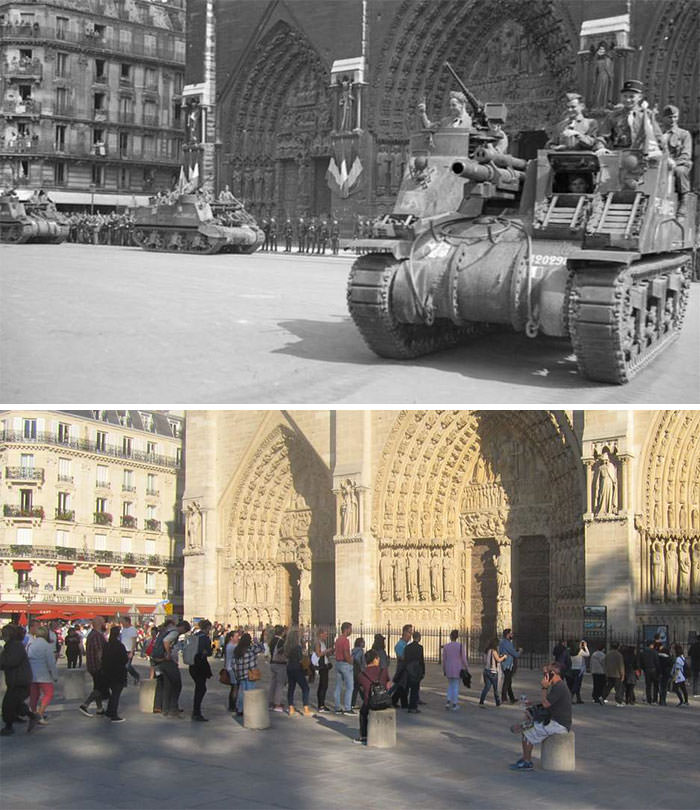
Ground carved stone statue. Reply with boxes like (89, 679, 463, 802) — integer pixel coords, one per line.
(233, 565, 245, 599)
(678, 540, 691, 601)
(392, 553, 405, 600)
(665, 539, 678, 602)
(494, 551, 511, 603)
(594, 449, 618, 515)
(338, 75, 354, 131)
(442, 553, 453, 600)
(339, 479, 359, 536)
(691, 539, 700, 602)
(185, 502, 203, 549)
(591, 41, 615, 110)
(265, 566, 276, 605)
(379, 549, 392, 601)
(417, 549, 430, 600)
(650, 539, 664, 601)
(406, 550, 418, 599)
(430, 549, 442, 601)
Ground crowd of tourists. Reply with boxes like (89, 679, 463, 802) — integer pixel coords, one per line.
(1, 615, 698, 752)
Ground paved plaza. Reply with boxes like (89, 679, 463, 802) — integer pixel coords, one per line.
(1, 658, 698, 810)
(1, 243, 699, 404)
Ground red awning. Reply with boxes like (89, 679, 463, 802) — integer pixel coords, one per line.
(56, 563, 75, 573)
(12, 561, 33, 571)
(136, 605, 155, 614)
(94, 566, 111, 576)
(0, 602, 130, 619)
(121, 567, 137, 577)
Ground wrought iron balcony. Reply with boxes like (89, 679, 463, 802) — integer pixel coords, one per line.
(0, 430, 180, 469)
(95, 480, 111, 489)
(57, 474, 74, 483)
(95, 550, 114, 562)
(142, 113, 159, 127)
(121, 515, 137, 529)
(55, 509, 75, 522)
(146, 489, 159, 497)
(94, 512, 112, 525)
(3, 505, 44, 519)
(0, 544, 178, 568)
(1, 99, 42, 117)
(144, 518, 161, 532)
(122, 485, 136, 492)
(5, 466, 44, 483)
(2, 58, 43, 80)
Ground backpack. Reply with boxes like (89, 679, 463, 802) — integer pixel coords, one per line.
(151, 628, 170, 661)
(182, 633, 200, 666)
(368, 679, 392, 711)
(144, 636, 156, 657)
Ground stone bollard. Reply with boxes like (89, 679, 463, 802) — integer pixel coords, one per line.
(138, 678, 158, 714)
(61, 669, 88, 700)
(367, 708, 397, 748)
(541, 731, 576, 771)
(243, 687, 270, 730)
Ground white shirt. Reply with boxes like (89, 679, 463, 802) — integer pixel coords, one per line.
(120, 625, 138, 654)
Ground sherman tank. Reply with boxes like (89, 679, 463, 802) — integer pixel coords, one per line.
(347, 94, 695, 384)
(131, 193, 264, 254)
(0, 192, 69, 244)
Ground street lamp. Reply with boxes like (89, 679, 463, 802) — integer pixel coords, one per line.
(18, 578, 39, 626)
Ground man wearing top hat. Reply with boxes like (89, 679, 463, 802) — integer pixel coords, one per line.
(598, 79, 663, 158)
(547, 93, 599, 151)
(660, 104, 693, 218)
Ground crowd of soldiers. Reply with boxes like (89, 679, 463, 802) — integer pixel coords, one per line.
(64, 211, 136, 246)
(263, 216, 342, 255)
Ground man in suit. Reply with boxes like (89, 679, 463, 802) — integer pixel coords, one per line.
(547, 93, 599, 151)
(598, 79, 662, 158)
(661, 104, 693, 218)
(404, 631, 426, 713)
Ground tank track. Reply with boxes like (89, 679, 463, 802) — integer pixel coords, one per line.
(132, 227, 224, 255)
(347, 252, 488, 359)
(568, 253, 692, 384)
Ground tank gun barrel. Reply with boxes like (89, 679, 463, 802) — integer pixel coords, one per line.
(451, 157, 524, 185)
(473, 146, 527, 171)
(444, 61, 484, 121)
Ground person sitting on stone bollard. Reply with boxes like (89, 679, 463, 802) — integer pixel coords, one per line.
(353, 648, 392, 745)
(509, 662, 572, 770)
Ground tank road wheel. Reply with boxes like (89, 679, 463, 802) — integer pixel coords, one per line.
(145, 229, 164, 251)
(167, 231, 185, 252)
(189, 233, 210, 252)
(347, 253, 485, 359)
(568, 255, 692, 384)
(2, 223, 24, 243)
(131, 228, 146, 247)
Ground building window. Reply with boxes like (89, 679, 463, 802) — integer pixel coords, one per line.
(57, 491, 70, 513)
(93, 572, 107, 592)
(118, 167, 130, 189)
(20, 489, 33, 512)
(172, 103, 181, 126)
(146, 441, 157, 457)
(16, 527, 32, 546)
(121, 536, 131, 553)
(146, 473, 157, 494)
(95, 498, 108, 516)
(96, 431, 107, 451)
(58, 458, 72, 482)
(56, 570, 69, 590)
(23, 418, 37, 439)
(122, 437, 132, 457)
(17, 570, 29, 587)
(93, 23, 106, 39)
(144, 34, 156, 54)
(94, 92, 105, 112)
(144, 101, 157, 127)
(56, 51, 68, 77)
(92, 127, 105, 155)
(145, 571, 155, 592)
(56, 530, 69, 547)
(57, 421, 70, 443)
(120, 63, 131, 82)
(95, 58, 106, 80)
(55, 87, 68, 115)
(145, 67, 158, 90)
(120, 574, 132, 594)
(20, 453, 34, 474)
(56, 16, 68, 39)
(94, 533, 107, 551)
(96, 464, 109, 486)
(146, 504, 156, 520)
(123, 469, 134, 491)
(119, 96, 132, 122)
(54, 163, 66, 186)
(91, 164, 104, 187)
(145, 539, 156, 556)
(122, 501, 132, 517)
(142, 134, 155, 159)
(119, 131, 128, 158)
(140, 412, 153, 432)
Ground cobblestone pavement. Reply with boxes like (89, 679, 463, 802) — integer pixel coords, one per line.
(1, 244, 699, 403)
(1, 659, 698, 809)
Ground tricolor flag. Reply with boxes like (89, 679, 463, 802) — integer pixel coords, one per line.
(327, 146, 363, 198)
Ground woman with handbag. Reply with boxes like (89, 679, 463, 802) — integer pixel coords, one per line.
(479, 638, 506, 707)
(232, 632, 264, 716)
(442, 629, 469, 711)
(223, 630, 239, 712)
(312, 629, 333, 712)
(284, 628, 311, 716)
(354, 648, 392, 745)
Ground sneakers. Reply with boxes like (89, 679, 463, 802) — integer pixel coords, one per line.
(36, 717, 49, 726)
(78, 705, 93, 717)
(95, 709, 106, 716)
(509, 760, 533, 770)
(272, 706, 284, 713)
(110, 716, 126, 723)
(344, 708, 356, 715)
(451, 703, 459, 711)
(352, 737, 367, 745)
(615, 702, 624, 707)
(334, 708, 344, 715)
(317, 706, 330, 713)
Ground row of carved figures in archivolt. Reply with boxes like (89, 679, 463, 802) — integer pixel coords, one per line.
(230, 563, 277, 606)
(649, 538, 700, 603)
(379, 548, 454, 603)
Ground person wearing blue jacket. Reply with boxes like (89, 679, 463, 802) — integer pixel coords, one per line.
(499, 629, 522, 705)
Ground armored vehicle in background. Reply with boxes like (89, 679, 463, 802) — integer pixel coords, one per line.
(348, 104, 695, 384)
(0, 192, 69, 244)
(132, 193, 263, 254)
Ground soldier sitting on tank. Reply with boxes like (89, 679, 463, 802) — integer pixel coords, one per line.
(660, 104, 693, 219)
(218, 184, 235, 202)
(417, 91, 473, 130)
(546, 93, 599, 151)
(597, 79, 663, 160)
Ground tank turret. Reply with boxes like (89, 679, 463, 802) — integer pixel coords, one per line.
(347, 82, 695, 383)
(0, 192, 69, 244)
